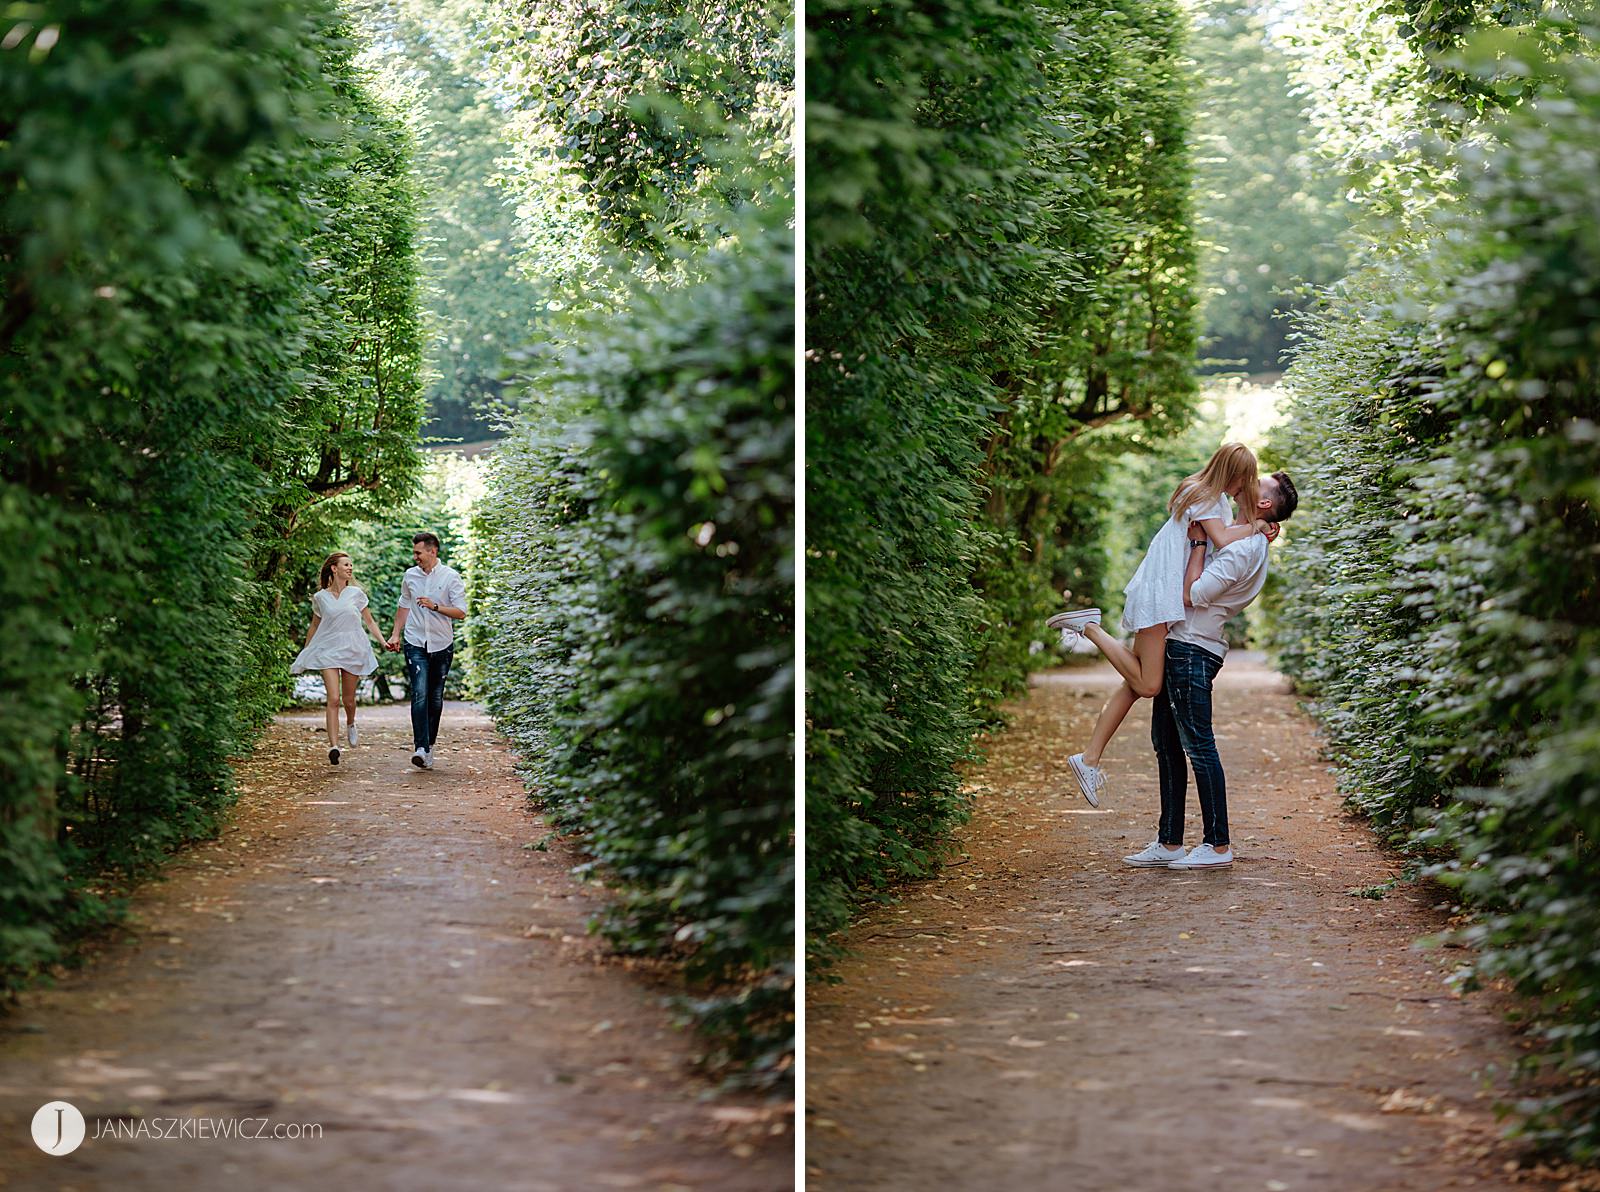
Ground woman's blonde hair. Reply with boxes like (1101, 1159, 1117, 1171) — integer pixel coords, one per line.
(319, 552, 351, 590)
(1168, 442, 1259, 520)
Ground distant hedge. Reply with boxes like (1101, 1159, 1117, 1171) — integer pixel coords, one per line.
(1275, 36, 1600, 1160)
(805, 0, 1196, 965)
(0, 1, 423, 984)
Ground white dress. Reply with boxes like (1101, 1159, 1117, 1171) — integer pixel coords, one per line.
(1119, 494, 1234, 634)
(290, 586, 379, 676)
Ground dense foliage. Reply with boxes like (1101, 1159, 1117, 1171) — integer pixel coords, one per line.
(0, 0, 424, 985)
(1187, 1, 1349, 373)
(805, 0, 1197, 963)
(353, 0, 546, 443)
(464, 0, 795, 1082)
(1275, 9, 1600, 1159)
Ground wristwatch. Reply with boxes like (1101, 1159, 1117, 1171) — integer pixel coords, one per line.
(1188, 540, 1207, 549)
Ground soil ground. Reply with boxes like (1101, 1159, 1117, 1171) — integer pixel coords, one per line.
(806, 655, 1595, 1192)
(0, 703, 792, 1190)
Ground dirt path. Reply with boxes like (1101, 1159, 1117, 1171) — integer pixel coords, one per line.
(806, 655, 1590, 1192)
(0, 704, 791, 1190)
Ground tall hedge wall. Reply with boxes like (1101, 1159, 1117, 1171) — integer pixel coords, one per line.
(0, 0, 424, 984)
(1275, 19, 1600, 1159)
(470, 0, 795, 1082)
(805, 0, 1196, 964)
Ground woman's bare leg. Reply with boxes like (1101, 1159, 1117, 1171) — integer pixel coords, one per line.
(321, 668, 342, 749)
(1083, 623, 1168, 698)
(1083, 681, 1138, 768)
(342, 670, 358, 733)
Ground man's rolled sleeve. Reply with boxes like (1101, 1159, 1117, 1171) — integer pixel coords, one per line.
(448, 574, 467, 615)
(1190, 542, 1256, 609)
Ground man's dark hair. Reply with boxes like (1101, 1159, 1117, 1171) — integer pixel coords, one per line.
(1269, 471, 1298, 522)
(412, 531, 441, 551)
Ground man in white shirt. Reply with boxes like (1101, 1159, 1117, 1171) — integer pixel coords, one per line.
(384, 532, 467, 769)
(1123, 471, 1299, 871)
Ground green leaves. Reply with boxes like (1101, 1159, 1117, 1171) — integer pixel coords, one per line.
(1274, 22, 1600, 1160)
(805, 0, 1199, 971)
(465, 0, 795, 1084)
(1, 0, 424, 990)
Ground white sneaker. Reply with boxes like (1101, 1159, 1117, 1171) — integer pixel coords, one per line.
(1068, 753, 1106, 808)
(421, 748, 434, 770)
(1124, 841, 1187, 867)
(1168, 843, 1233, 869)
(328, 747, 340, 766)
(1046, 607, 1102, 632)
(346, 723, 359, 747)
(411, 748, 428, 768)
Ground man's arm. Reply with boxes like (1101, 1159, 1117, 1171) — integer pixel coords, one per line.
(387, 575, 412, 650)
(1189, 539, 1262, 609)
(1183, 537, 1208, 607)
(416, 574, 467, 621)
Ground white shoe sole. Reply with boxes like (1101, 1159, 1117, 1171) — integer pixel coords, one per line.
(1125, 854, 1184, 868)
(1168, 856, 1234, 870)
(1068, 755, 1102, 808)
(1047, 608, 1102, 631)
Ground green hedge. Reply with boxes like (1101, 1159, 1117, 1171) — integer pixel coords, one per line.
(0, 0, 423, 985)
(468, 0, 794, 1083)
(1274, 39, 1600, 1160)
(805, 0, 1197, 965)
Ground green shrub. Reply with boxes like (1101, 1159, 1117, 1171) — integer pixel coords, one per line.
(805, 0, 1197, 965)
(466, 0, 794, 1082)
(476, 207, 793, 1079)
(1275, 32, 1600, 1159)
(0, 0, 423, 985)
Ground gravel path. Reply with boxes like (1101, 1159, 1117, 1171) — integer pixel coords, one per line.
(0, 703, 791, 1190)
(806, 655, 1586, 1192)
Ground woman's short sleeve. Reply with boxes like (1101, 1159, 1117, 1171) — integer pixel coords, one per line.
(310, 590, 325, 614)
(1185, 495, 1231, 529)
(352, 587, 369, 612)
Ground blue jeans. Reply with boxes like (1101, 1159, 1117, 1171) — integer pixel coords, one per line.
(403, 643, 453, 751)
(1151, 640, 1229, 847)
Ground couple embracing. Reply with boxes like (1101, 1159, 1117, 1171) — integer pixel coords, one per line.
(289, 532, 467, 770)
(1049, 444, 1299, 870)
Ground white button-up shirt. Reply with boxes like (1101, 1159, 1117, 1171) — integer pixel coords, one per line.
(398, 562, 467, 651)
(1168, 532, 1269, 661)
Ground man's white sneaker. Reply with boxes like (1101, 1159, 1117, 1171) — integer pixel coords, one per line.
(421, 748, 434, 770)
(1068, 753, 1106, 808)
(1124, 841, 1187, 867)
(1168, 843, 1233, 869)
(411, 748, 428, 769)
(346, 724, 359, 748)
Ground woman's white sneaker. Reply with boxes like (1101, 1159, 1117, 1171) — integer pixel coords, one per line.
(1124, 841, 1187, 867)
(1068, 753, 1106, 808)
(1168, 843, 1233, 869)
(1047, 607, 1102, 633)
(346, 723, 359, 747)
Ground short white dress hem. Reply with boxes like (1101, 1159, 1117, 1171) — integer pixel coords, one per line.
(1119, 495, 1233, 635)
(290, 586, 379, 677)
